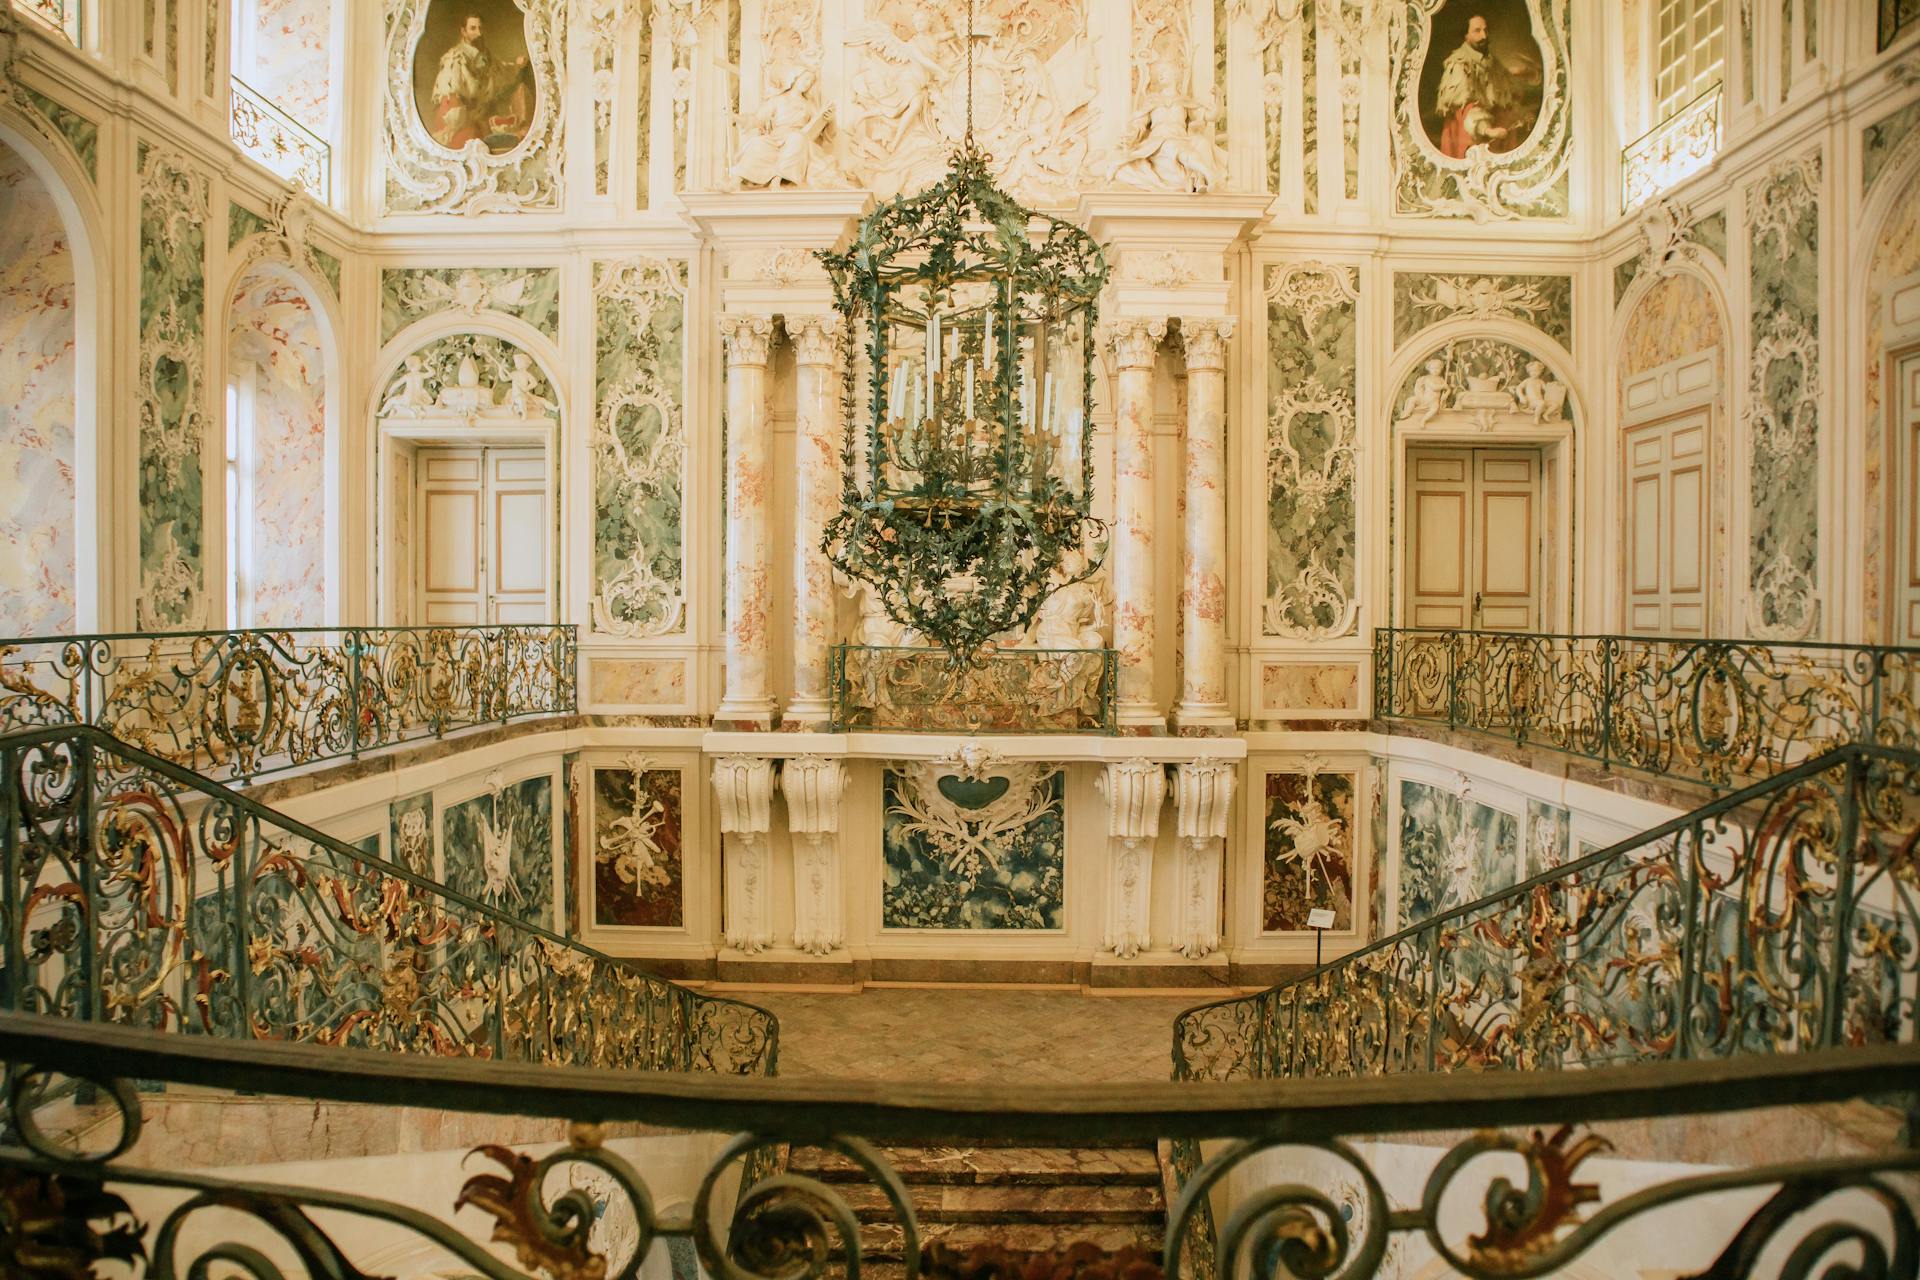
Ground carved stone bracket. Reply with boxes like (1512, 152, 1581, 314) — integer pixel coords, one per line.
(1172, 759, 1236, 960)
(1095, 761, 1167, 960)
(780, 755, 848, 956)
(713, 755, 776, 953)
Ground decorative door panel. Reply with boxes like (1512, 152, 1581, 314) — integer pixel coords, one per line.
(1899, 353, 1920, 645)
(420, 450, 483, 625)
(1623, 409, 1709, 636)
(490, 450, 550, 623)
(1405, 447, 1542, 631)
(417, 447, 551, 624)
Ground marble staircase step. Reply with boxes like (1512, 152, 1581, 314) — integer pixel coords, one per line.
(786, 1144, 1161, 1186)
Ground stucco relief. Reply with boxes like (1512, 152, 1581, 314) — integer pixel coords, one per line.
(882, 762, 1065, 930)
(137, 142, 210, 631)
(730, 0, 844, 188)
(1391, 271, 1571, 348)
(1743, 150, 1822, 640)
(1264, 262, 1360, 639)
(378, 266, 561, 343)
(383, 0, 566, 214)
(843, 0, 1095, 204)
(1389, 0, 1571, 220)
(1262, 765, 1356, 932)
(592, 256, 688, 639)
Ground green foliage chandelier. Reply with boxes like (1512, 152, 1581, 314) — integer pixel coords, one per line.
(818, 32, 1109, 668)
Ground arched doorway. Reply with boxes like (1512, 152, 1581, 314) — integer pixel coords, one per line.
(226, 264, 333, 626)
(0, 138, 79, 634)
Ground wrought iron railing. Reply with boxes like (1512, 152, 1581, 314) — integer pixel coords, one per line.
(829, 643, 1117, 733)
(1168, 741, 1920, 1279)
(0, 721, 776, 1074)
(229, 73, 331, 200)
(0, 1009, 1912, 1279)
(0, 623, 576, 784)
(1620, 82, 1722, 213)
(1372, 627, 1920, 791)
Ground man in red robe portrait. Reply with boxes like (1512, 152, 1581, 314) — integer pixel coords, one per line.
(1429, 13, 1536, 159)
(428, 13, 533, 152)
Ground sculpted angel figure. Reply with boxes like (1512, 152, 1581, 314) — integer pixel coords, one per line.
(380, 354, 434, 417)
(505, 353, 555, 418)
(847, 11, 951, 156)
(1513, 360, 1553, 421)
(1109, 57, 1222, 193)
(1400, 358, 1451, 425)
(731, 59, 840, 188)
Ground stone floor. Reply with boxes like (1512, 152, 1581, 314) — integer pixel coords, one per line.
(740, 986, 1207, 1083)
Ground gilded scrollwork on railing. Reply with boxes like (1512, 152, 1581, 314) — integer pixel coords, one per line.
(830, 645, 1116, 734)
(2, 1033, 1914, 1280)
(0, 723, 777, 1079)
(0, 624, 577, 785)
(1373, 628, 1919, 791)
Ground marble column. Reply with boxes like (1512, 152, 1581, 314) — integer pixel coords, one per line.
(785, 315, 844, 727)
(1176, 318, 1235, 731)
(780, 755, 848, 955)
(1096, 758, 1167, 959)
(713, 755, 775, 954)
(1173, 757, 1236, 960)
(1105, 318, 1168, 729)
(716, 314, 776, 726)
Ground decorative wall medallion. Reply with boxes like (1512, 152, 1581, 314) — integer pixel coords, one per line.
(882, 759, 1064, 930)
(1265, 263, 1360, 639)
(384, 0, 565, 214)
(1390, 0, 1571, 219)
(591, 256, 688, 638)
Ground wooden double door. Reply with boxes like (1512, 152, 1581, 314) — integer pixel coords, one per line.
(1405, 446, 1544, 632)
(416, 446, 550, 624)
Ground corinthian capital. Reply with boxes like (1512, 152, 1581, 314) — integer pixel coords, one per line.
(719, 314, 774, 366)
(1103, 317, 1169, 371)
(1180, 318, 1235, 372)
(785, 314, 845, 367)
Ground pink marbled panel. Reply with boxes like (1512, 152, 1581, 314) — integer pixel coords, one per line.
(1864, 173, 1920, 638)
(247, 0, 331, 135)
(231, 272, 326, 627)
(0, 145, 77, 635)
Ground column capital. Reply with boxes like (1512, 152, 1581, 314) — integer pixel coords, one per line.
(785, 313, 846, 367)
(1179, 317, 1235, 371)
(719, 313, 775, 366)
(1102, 317, 1168, 371)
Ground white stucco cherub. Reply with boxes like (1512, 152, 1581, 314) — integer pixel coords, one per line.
(1400, 358, 1451, 425)
(379, 354, 434, 417)
(505, 352, 556, 418)
(1513, 359, 1554, 422)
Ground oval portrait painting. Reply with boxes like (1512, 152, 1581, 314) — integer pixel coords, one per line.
(1416, 0, 1546, 161)
(412, 0, 538, 154)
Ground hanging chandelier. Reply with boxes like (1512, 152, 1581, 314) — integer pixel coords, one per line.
(817, 3, 1108, 668)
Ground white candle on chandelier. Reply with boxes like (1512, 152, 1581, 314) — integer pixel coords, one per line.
(964, 360, 976, 419)
(888, 362, 906, 421)
(1041, 371, 1056, 436)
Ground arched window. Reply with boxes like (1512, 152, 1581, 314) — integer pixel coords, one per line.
(1653, 0, 1725, 122)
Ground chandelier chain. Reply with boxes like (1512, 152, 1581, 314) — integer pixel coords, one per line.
(964, 0, 976, 150)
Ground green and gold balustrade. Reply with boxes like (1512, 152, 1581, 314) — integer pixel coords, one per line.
(0, 722, 774, 1076)
(0, 1013, 1912, 1279)
(1374, 627, 1920, 790)
(829, 644, 1117, 733)
(0, 624, 577, 785)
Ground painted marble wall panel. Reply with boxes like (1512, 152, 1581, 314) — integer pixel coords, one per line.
(561, 750, 580, 936)
(1693, 210, 1728, 265)
(229, 271, 327, 626)
(18, 88, 98, 180)
(1391, 272, 1573, 348)
(1390, 0, 1572, 220)
(229, 203, 271, 248)
(1744, 151, 1821, 639)
(1264, 263, 1358, 639)
(1367, 761, 1387, 939)
(389, 791, 434, 876)
(311, 247, 342, 299)
(1260, 662, 1360, 712)
(0, 144, 77, 635)
(590, 762, 683, 928)
(1523, 798, 1569, 879)
(1262, 770, 1356, 932)
(378, 266, 561, 344)
(1619, 273, 1722, 378)
(444, 775, 554, 926)
(1613, 258, 1640, 308)
(592, 257, 687, 638)
(137, 143, 210, 631)
(588, 657, 686, 705)
(243, 0, 333, 135)
(1864, 102, 1920, 197)
(1397, 778, 1519, 924)
(882, 767, 1065, 930)
(1863, 165, 1920, 639)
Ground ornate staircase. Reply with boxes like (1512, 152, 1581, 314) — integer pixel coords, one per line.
(788, 1140, 1167, 1277)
